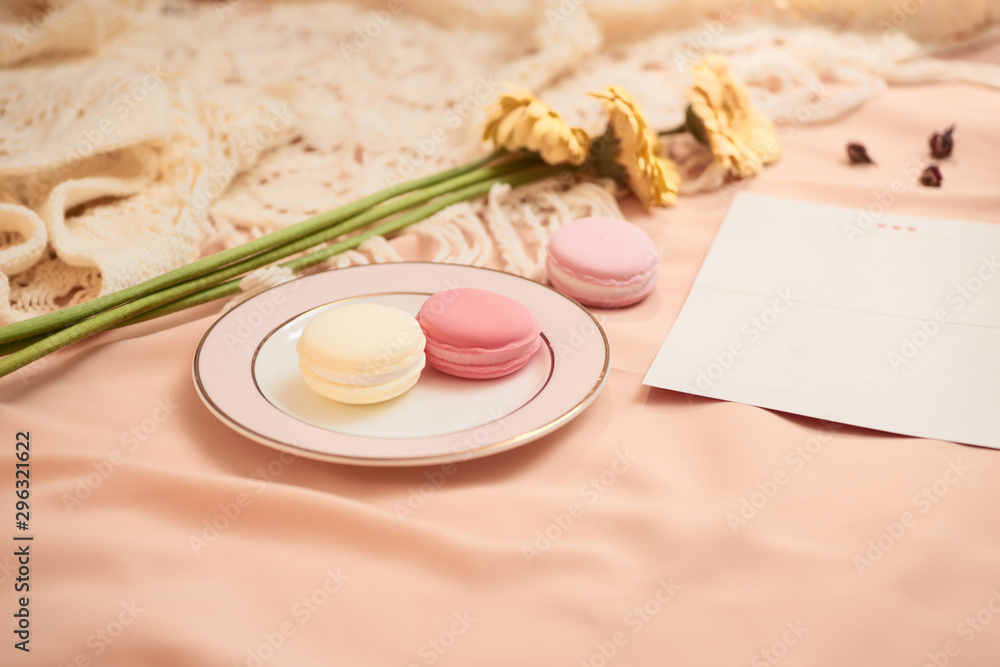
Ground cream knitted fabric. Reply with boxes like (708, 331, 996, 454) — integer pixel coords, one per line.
(1, 0, 998, 323)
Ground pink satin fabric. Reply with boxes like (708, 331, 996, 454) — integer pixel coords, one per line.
(3, 46, 1000, 667)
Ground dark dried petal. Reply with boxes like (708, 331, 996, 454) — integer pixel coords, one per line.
(929, 124, 955, 159)
(920, 165, 943, 187)
(846, 142, 874, 164)
(685, 105, 709, 146)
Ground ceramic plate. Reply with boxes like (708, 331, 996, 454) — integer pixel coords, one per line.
(193, 263, 609, 466)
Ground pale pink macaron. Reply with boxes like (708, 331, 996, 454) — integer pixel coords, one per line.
(417, 288, 542, 379)
(546, 217, 659, 308)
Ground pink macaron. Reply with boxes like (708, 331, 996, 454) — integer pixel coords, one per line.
(545, 217, 659, 308)
(417, 288, 542, 379)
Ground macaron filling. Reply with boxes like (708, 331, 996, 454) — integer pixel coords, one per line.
(299, 358, 424, 403)
(424, 337, 542, 379)
(546, 256, 656, 303)
(298, 352, 425, 387)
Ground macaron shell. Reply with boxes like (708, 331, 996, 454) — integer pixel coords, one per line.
(417, 288, 541, 378)
(297, 339, 424, 386)
(297, 347, 425, 387)
(545, 217, 659, 307)
(546, 217, 658, 284)
(418, 289, 540, 350)
(421, 333, 539, 368)
(546, 258, 657, 308)
(297, 302, 425, 376)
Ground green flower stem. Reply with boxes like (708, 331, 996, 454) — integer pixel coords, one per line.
(657, 124, 687, 136)
(0, 334, 43, 358)
(658, 105, 699, 138)
(0, 163, 563, 379)
(124, 163, 562, 325)
(0, 156, 536, 359)
(0, 149, 507, 346)
(110, 155, 539, 321)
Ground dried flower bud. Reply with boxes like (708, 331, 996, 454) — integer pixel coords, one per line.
(929, 124, 955, 159)
(920, 165, 943, 187)
(846, 143, 874, 165)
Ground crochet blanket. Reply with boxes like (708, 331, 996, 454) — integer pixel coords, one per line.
(1, 0, 999, 323)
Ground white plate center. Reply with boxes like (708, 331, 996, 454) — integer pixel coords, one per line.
(253, 293, 554, 439)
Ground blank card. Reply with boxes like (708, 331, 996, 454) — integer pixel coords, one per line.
(644, 192, 1000, 449)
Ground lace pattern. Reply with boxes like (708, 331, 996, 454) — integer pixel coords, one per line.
(0, 0, 998, 322)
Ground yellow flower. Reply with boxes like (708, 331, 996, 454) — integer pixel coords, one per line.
(589, 86, 680, 209)
(482, 89, 590, 166)
(685, 53, 781, 179)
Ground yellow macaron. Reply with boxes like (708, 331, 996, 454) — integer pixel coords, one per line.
(296, 302, 426, 404)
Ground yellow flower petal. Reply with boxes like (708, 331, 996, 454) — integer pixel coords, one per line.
(482, 88, 590, 166)
(589, 86, 681, 210)
(494, 109, 525, 150)
(543, 141, 570, 165)
(510, 109, 536, 149)
(686, 53, 781, 178)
